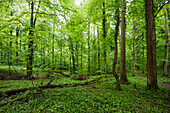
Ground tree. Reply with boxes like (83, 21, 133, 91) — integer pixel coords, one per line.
(97, 25, 101, 74)
(88, 24, 91, 75)
(27, 1, 35, 79)
(162, 7, 169, 77)
(112, 0, 121, 90)
(133, 18, 136, 76)
(120, 0, 128, 82)
(103, 0, 107, 73)
(145, 0, 159, 90)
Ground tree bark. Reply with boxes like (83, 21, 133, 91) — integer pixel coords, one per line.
(142, 33, 145, 73)
(52, 34, 55, 70)
(120, 0, 128, 82)
(81, 43, 83, 73)
(10, 11, 13, 65)
(69, 37, 75, 74)
(60, 38, 62, 66)
(163, 7, 169, 77)
(103, 1, 107, 73)
(112, 2, 121, 90)
(97, 26, 100, 74)
(133, 18, 136, 76)
(88, 25, 91, 75)
(145, 0, 159, 90)
(76, 41, 79, 71)
(93, 26, 97, 75)
(27, 2, 34, 79)
(0, 40, 2, 64)
(16, 27, 19, 65)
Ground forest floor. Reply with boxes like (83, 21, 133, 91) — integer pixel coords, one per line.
(136, 73, 170, 90)
(0, 66, 169, 112)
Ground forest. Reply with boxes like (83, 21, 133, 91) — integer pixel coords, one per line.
(0, 0, 169, 112)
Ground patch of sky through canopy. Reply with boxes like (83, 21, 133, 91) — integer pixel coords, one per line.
(75, 0, 84, 6)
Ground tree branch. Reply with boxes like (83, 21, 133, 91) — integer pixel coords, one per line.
(154, 1, 170, 18)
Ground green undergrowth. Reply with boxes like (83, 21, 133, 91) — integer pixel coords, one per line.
(0, 74, 169, 112)
(134, 69, 170, 82)
(0, 75, 105, 91)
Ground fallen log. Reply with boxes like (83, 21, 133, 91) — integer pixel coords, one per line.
(0, 75, 106, 97)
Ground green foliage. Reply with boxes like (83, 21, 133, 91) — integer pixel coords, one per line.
(0, 73, 169, 112)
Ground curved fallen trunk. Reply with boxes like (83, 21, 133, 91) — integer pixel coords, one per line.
(0, 76, 105, 97)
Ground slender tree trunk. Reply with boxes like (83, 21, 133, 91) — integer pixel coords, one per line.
(8, 36, 11, 76)
(88, 26, 91, 75)
(70, 56, 72, 74)
(10, 11, 13, 65)
(112, 2, 121, 90)
(8, 51, 11, 76)
(81, 43, 83, 73)
(16, 27, 19, 65)
(72, 45, 75, 74)
(93, 26, 97, 75)
(27, 2, 34, 79)
(163, 7, 169, 77)
(69, 37, 75, 74)
(120, 0, 128, 82)
(60, 39, 62, 66)
(19, 30, 22, 54)
(142, 33, 145, 73)
(103, 1, 107, 73)
(76, 41, 79, 71)
(52, 34, 55, 70)
(145, 0, 159, 90)
(97, 26, 100, 74)
(133, 18, 136, 76)
(0, 41, 2, 64)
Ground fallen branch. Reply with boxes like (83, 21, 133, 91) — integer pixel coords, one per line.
(0, 75, 106, 97)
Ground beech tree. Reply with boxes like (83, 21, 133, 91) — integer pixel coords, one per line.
(120, 0, 128, 82)
(145, 0, 159, 90)
(162, 7, 169, 77)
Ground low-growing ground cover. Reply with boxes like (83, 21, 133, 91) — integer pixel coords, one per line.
(0, 73, 169, 112)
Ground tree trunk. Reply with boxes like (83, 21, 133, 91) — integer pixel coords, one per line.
(145, 0, 159, 90)
(10, 11, 13, 65)
(88, 26, 91, 75)
(163, 7, 169, 77)
(142, 33, 145, 73)
(70, 56, 72, 74)
(133, 18, 136, 76)
(76, 41, 79, 71)
(103, 1, 107, 73)
(16, 27, 19, 65)
(0, 41, 2, 64)
(52, 34, 55, 70)
(72, 46, 75, 74)
(81, 43, 83, 73)
(112, 2, 121, 90)
(60, 39, 62, 66)
(27, 2, 34, 79)
(97, 26, 100, 74)
(93, 26, 97, 75)
(120, 0, 128, 82)
(69, 37, 75, 74)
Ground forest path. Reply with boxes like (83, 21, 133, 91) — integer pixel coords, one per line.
(136, 73, 170, 90)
